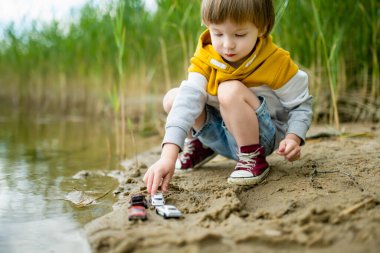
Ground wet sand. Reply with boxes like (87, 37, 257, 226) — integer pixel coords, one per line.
(85, 123, 380, 253)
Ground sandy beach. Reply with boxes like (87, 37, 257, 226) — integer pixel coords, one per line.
(85, 123, 380, 253)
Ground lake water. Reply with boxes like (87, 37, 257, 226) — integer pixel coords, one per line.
(0, 110, 160, 253)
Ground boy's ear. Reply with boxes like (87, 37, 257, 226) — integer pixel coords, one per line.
(258, 28, 265, 37)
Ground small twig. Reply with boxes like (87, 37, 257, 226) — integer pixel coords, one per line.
(93, 189, 112, 202)
(332, 196, 378, 224)
(338, 197, 375, 217)
(67, 189, 112, 208)
(306, 131, 374, 140)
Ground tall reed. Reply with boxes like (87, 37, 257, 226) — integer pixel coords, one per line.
(111, 0, 127, 158)
(311, 0, 341, 129)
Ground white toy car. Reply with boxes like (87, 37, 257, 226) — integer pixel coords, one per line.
(155, 205, 182, 219)
(150, 193, 165, 206)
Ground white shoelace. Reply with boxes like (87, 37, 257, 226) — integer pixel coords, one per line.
(236, 150, 260, 170)
(180, 141, 195, 163)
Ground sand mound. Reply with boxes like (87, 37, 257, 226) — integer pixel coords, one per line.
(85, 123, 380, 253)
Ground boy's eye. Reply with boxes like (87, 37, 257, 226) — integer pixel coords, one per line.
(214, 33, 223, 37)
(236, 34, 246, 37)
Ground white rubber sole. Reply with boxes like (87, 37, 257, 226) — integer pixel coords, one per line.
(175, 153, 217, 173)
(227, 168, 270, 186)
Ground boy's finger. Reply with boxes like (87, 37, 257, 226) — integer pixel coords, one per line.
(286, 149, 300, 161)
(276, 142, 286, 155)
(161, 171, 173, 192)
(278, 141, 286, 152)
(284, 140, 298, 155)
(151, 173, 161, 195)
(161, 176, 170, 192)
(283, 145, 292, 155)
(288, 152, 301, 162)
(143, 170, 148, 183)
(146, 170, 154, 194)
(281, 144, 292, 156)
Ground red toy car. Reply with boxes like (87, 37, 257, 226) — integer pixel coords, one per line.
(128, 205, 147, 221)
(129, 193, 148, 209)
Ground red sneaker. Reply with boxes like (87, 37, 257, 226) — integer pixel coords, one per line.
(228, 144, 270, 185)
(175, 138, 216, 172)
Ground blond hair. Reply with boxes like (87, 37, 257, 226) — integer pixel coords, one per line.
(201, 0, 275, 37)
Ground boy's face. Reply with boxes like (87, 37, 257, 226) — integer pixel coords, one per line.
(208, 20, 260, 68)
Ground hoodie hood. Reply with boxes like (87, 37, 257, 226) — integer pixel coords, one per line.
(189, 29, 298, 95)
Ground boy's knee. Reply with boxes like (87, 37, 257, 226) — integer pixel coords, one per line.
(217, 80, 244, 106)
(163, 88, 178, 113)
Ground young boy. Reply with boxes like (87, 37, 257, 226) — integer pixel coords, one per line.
(144, 0, 312, 194)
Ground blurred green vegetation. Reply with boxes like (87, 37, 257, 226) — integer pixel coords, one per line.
(0, 0, 378, 125)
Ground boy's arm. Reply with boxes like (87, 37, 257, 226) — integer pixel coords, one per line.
(286, 95, 313, 145)
(274, 70, 313, 160)
(163, 72, 208, 149)
(144, 72, 208, 194)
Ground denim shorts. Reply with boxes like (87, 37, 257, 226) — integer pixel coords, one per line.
(192, 96, 276, 160)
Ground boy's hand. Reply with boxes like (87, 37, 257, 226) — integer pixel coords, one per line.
(276, 133, 302, 162)
(143, 143, 179, 195)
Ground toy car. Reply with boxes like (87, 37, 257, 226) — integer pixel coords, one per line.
(129, 193, 148, 208)
(150, 193, 165, 206)
(128, 205, 147, 221)
(155, 205, 182, 219)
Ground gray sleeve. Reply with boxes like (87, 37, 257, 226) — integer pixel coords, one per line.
(286, 96, 313, 145)
(274, 70, 313, 145)
(162, 73, 208, 150)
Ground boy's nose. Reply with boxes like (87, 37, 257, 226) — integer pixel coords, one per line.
(223, 38, 235, 50)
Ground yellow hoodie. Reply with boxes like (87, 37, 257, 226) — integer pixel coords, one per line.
(188, 30, 298, 96)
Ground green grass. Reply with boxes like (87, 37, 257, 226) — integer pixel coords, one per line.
(0, 0, 378, 127)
